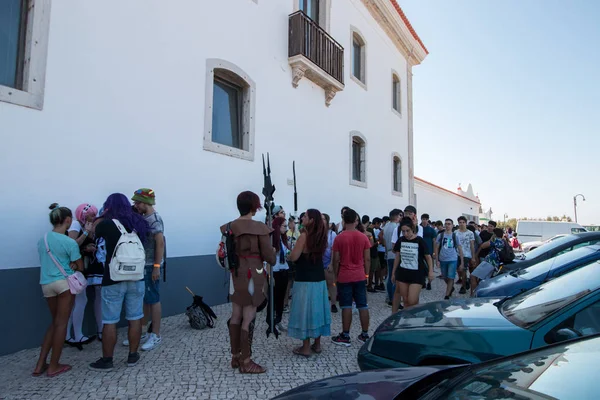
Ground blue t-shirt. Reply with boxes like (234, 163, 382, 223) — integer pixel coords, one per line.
(322, 231, 337, 267)
(422, 225, 437, 255)
(38, 231, 81, 285)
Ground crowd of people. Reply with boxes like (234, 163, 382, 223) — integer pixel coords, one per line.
(34, 187, 519, 378)
(33, 189, 164, 377)
(222, 192, 519, 373)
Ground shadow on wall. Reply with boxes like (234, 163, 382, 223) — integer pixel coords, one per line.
(0, 255, 228, 356)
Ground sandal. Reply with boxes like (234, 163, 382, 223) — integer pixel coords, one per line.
(239, 359, 266, 374)
(293, 347, 312, 358)
(310, 344, 322, 354)
(32, 363, 48, 377)
(47, 364, 72, 378)
(231, 355, 240, 369)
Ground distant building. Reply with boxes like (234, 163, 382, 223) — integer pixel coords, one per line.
(414, 179, 482, 222)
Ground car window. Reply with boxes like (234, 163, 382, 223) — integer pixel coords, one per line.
(572, 241, 598, 250)
(514, 246, 595, 280)
(572, 228, 587, 234)
(524, 235, 577, 260)
(545, 300, 600, 344)
(502, 260, 600, 328)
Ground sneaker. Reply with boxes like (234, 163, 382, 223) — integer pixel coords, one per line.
(358, 333, 370, 343)
(276, 322, 287, 332)
(426, 282, 432, 290)
(89, 357, 114, 372)
(141, 333, 162, 351)
(375, 285, 386, 292)
(283, 305, 290, 314)
(331, 334, 351, 347)
(386, 300, 393, 307)
(459, 287, 467, 294)
(331, 304, 338, 313)
(367, 287, 377, 293)
(127, 352, 140, 367)
(123, 332, 148, 347)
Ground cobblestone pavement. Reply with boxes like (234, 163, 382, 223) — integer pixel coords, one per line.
(0, 272, 468, 399)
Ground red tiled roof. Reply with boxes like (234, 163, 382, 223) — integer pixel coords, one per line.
(415, 177, 481, 205)
(390, 0, 429, 54)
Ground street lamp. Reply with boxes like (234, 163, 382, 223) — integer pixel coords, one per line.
(503, 213, 508, 227)
(574, 194, 586, 223)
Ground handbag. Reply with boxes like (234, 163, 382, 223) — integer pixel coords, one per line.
(44, 234, 88, 295)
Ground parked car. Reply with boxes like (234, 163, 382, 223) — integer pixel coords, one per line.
(501, 232, 600, 273)
(476, 244, 600, 298)
(520, 234, 566, 253)
(274, 334, 600, 399)
(516, 220, 587, 243)
(358, 261, 600, 371)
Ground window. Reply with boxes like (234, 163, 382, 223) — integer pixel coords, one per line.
(392, 153, 402, 195)
(545, 299, 600, 344)
(350, 28, 366, 88)
(0, 0, 51, 110)
(392, 73, 401, 114)
(204, 59, 256, 161)
(299, 0, 319, 23)
(349, 132, 367, 187)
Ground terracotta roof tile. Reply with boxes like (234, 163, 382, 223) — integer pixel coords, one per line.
(390, 0, 429, 54)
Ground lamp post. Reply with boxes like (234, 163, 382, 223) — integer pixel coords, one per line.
(574, 194, 586, 223)
(503, 213, 508, 227)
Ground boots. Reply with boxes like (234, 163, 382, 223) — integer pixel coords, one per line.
(227, 320, 241, 369)
(239, 323, 266, 374)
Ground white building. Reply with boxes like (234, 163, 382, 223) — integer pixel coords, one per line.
(415, 178, 482, 223)
(0, 0, 428, 354)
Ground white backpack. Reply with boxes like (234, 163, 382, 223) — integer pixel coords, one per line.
(109, 219, 146, 281)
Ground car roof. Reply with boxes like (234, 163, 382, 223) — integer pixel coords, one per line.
(573, 231, 600, 239)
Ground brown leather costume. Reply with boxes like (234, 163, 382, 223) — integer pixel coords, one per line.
(220, 218, 276, 308)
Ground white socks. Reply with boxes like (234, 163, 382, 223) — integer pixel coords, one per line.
(67, 290, 88, 341)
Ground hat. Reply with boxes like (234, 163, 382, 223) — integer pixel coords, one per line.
(404, 205, 417, 214)
(132, 188, 156, 205)
(272, 205, 283, 215)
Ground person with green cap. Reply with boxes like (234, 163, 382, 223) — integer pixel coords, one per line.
(128, 188, 165, 351)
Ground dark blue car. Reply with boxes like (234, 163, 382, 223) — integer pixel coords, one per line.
(476, 244, 600, 298)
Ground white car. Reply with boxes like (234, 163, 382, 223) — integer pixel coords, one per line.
(522, 234, 567, 253)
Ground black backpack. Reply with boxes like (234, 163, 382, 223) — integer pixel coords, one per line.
(499, 240, 515, 263)
(437, 231, 458, 251)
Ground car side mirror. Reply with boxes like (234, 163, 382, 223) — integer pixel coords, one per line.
(554, 328, 581, 342)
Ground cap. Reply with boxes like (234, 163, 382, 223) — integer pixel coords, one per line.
(132, 188, 156, 205)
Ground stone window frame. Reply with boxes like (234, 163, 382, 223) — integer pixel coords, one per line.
(391, 69, 402, 117)
(392, 152, 403, 196)
(350, 26, 367, 90)
(293, 0, 332, 32)
(0, 0, 52, 110)
(203, 59, 256, 162)
(349, 131, 367, 188)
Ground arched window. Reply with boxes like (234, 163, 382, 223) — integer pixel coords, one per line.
(392, 153, 402, 195)
(350, 27, 367, 88)
(203, 59, 256, 161)
(392, 73, 401, 114)
(350, 132, 367, 187)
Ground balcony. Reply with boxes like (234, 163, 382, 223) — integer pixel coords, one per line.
(288, 11, 344, 106)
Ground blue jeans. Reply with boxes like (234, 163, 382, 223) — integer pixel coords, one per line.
(338, 280, 368, 310)
(144, 265, 161, 305)
(101, 281, 145, 325)
(441, 260, 458, 280)
(386, 259, 395, 301)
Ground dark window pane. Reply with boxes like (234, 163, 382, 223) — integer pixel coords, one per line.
(393, 159, 399, 191)
(393, 80, 399, 110)
(352, 40, 362, 80)
(0, 0, 25, 88)
(212, 79, 242, 149)
(301, 0, 319, 23)
(352, 140, 362, 181)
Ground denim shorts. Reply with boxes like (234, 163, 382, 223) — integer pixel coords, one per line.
(338, 280, 368, 310)
(440, 260, 458, 280)
(101, 281, 145, 324)
(144, 265, 161, 305)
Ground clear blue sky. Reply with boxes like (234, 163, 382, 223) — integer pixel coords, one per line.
(401, 0, 599, 225)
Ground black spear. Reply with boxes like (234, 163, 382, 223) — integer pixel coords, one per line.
(262, 153, 279, 339)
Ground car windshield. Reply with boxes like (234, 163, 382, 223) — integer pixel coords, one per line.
(501, 261, 600, 328)
(513, 246, 596, 280)
(426, 336, 600, 400)
(523, 234, 576, 260)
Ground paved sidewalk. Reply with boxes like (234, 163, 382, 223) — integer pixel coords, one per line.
(0, 274, 467, 399)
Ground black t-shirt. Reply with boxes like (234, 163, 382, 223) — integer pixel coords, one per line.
(393, 236, 429, 273)
(366, 228, 379, 257)
(479, 230, 493, 258)
(96, 219, 141, 286)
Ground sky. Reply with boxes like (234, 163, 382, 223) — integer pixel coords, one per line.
(400, 0, 600, 225)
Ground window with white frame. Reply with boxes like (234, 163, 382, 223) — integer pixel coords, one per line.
(296, 0, 331, 31)
(0, 0, 51, 110)
(392, 154, 402, 194)
(392, 73, 401, 114)
(351, 29, 366, 87)
(203, 59, 256, 161)
(350, 133, 367, 186)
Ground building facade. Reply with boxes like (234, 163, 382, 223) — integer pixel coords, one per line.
(0, 0, 428, 354)
(415, 178, 482, 223)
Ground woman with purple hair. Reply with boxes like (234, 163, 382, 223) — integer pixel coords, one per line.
(89, 193, 150, 371)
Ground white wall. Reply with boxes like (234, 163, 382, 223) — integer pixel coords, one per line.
(0, 0, 415, 269)
(415, 179, 480, 223)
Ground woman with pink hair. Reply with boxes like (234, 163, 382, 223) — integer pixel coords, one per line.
(65, 203, 104, 347)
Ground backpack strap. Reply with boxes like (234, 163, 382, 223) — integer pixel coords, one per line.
(112, 219, 128, 235)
